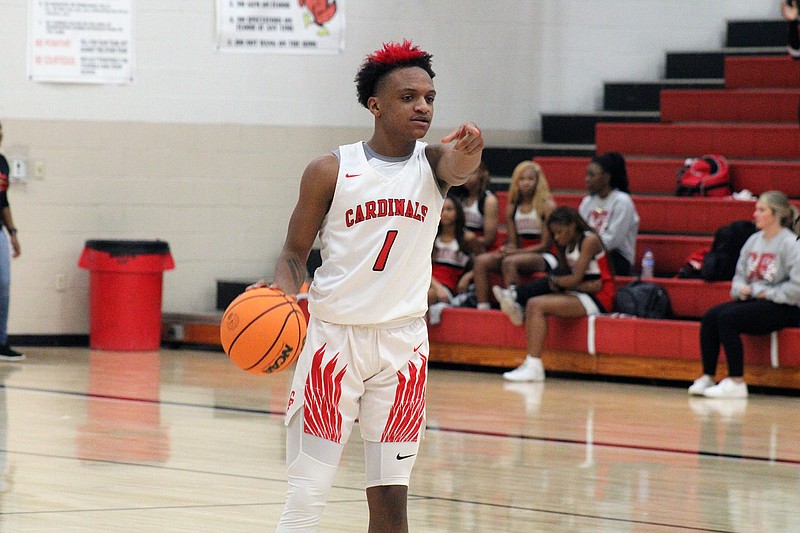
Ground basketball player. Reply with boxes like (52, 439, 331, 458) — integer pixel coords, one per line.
(269, 41, 483, 531)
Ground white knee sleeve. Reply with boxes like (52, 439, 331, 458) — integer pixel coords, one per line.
(364, 440, 420, 488)
(276, 410, 345, 532)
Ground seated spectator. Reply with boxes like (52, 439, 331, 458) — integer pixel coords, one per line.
(579, 152, 639, 276)
(688, 191, 800, 399)
(494, 206, 615, 382)
(783, 0, 800, 59)
(449, 161, 500, 255)
(472, 160, 556, 309)
(428, 195, 475, 324)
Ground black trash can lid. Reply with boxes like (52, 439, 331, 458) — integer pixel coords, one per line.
(84, 240, 171, 257)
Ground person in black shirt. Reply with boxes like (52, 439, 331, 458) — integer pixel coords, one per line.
(0, 122, 24, 361)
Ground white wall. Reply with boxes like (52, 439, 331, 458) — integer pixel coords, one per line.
(0, 0, 782, 336)
(1, 1, 779, 128)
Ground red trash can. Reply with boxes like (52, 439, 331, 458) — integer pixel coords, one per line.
(78, 240, 175, 351)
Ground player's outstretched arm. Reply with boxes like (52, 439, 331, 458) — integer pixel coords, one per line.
(429, 121, 484, 187)
(273, 154, 338, 296)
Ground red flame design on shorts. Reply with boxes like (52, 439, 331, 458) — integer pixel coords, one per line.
(303, 343, 348, 443)
(381, 353, 428, 442)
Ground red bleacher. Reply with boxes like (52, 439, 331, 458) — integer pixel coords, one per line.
(535, 156, 800, 197)
(432, 55, 800, 390)
(499, 191, 785, 236)
(724, 55, 800, 89)
(660, 89, 800, 123)
(595, 123, 799, 159)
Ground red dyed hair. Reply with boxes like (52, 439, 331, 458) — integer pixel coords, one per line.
(368, 40, 428, 64)
(354, 40, 435, 108)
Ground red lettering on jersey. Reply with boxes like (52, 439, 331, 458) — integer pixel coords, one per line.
(412, 201, 423, 221)
(377, 199, 388, 217)
(354, 204, 365, 224)
(344, 198, 431, 227)
(365, 201, 377, 220)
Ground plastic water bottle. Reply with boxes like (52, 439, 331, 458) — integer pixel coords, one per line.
(641, 249, 655, 279)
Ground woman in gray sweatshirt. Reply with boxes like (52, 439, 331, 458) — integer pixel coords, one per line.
(689, 190, 800, 399)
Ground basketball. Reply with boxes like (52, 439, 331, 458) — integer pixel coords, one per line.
(220, 287, 307, 375)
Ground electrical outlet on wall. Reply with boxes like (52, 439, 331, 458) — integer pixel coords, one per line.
(9, 159, 27, 182)
(34, 161, 45, 179)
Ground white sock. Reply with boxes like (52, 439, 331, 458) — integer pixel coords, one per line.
(477, 302, 491, 310)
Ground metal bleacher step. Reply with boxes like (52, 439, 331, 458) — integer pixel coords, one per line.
(726, 19, 789, 48)
(483, 143, 595, 179)
(603, 79, 725, 112)
(665, 47, 786, 79)
(541, 111, 661, 144)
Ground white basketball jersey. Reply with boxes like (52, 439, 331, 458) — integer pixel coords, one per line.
(308, 141, 445, 325)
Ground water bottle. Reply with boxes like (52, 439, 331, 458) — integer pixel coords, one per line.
(641, 249, 655, 279)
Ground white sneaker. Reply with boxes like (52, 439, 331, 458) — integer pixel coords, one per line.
(427, 302, 449, 325)
(492, 285, 524, 326)
(703, 377, 748, 399)
(503, 355, 545, 382)
(688, 375, 715, 396)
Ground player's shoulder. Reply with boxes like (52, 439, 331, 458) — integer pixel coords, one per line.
(299, 152, 339, 206)
(306, 152, 339, 173)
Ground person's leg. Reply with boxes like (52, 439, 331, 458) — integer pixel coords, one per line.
(360, 318, 427, 533)
(524, 293, 589, 357)
(472, 251, 502, 308)
(0, 232, 10, 346)
(699, 302, 727, 377)
(503, 293, 587, 382)
(363, 438, 419, 533)
(500, 253, 548, 288)
(278, 319, 362, 531)
(366, 485, 409, 533)
(607, 250, 632, 277)
(716, 300, 800, 377)
(276, 410, 346, 532)
(495, 277, 551, 326)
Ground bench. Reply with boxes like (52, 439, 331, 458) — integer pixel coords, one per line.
(427, 307, 800, 390)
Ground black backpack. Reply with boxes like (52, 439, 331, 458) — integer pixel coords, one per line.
(700, 220, 757, 281)
(613, 280, 673, 319)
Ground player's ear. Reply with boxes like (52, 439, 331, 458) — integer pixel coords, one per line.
(367, 97, 380, 117)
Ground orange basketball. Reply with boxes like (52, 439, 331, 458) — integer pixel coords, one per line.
(220, 287, 307, 375)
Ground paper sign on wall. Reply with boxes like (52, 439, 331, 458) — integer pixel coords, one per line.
(216, 0, 344, 54)
(28, 0, 134, 84)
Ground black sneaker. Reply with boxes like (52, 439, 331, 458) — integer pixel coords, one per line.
(0, 344, 25, 361)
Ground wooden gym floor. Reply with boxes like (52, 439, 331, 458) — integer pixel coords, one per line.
(0, 347, 797, 532)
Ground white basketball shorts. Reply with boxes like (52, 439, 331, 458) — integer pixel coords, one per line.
(285, 316, 429, 445)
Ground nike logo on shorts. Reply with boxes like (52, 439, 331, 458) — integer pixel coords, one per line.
(396, 453, 416, 460)
(345, 173, 362, 178)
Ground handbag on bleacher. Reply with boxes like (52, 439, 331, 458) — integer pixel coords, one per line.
(675, 154, 731, 197)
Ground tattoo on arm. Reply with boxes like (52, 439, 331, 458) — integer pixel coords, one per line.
(287, 256, 306, 290)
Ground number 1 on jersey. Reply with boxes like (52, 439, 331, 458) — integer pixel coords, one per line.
(373, 230, 398, 271)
